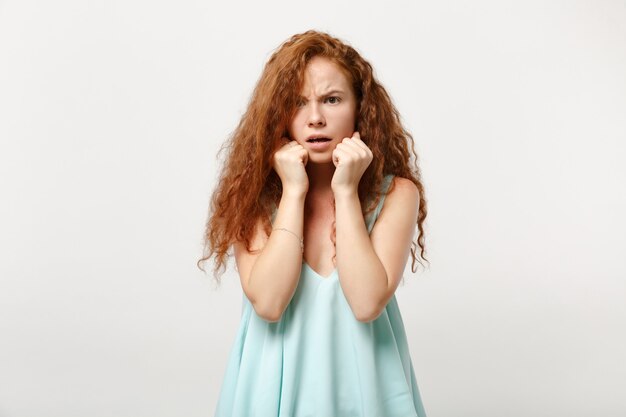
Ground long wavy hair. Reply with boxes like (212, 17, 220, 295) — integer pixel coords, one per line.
(197, 30, 429, 284)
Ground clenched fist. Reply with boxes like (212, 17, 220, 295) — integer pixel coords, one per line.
(272, 138, 310, 196)
(331, 131, 373, 195)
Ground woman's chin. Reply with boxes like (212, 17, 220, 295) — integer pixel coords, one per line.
(307, 155, 334, 165)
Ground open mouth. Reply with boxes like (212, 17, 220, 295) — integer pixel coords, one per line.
(307, 137, 332, 143)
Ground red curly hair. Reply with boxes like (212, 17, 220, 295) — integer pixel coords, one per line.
(197, 30, 429, 283)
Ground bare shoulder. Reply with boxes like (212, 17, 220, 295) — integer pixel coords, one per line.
(372, 176, 419, 236)
(385, 176, 420, 211)
(392, 176, 419, 195)
(233, 216, 269, 254)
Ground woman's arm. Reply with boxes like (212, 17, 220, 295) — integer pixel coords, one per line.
(233, 189, 306, 322)
(234, 138, 309, 322)
(334, 177, 420, 322)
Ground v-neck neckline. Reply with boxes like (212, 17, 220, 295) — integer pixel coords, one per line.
(303, 261, 337, 280)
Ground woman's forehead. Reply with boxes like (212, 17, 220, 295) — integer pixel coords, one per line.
(299, 57, 352, 97)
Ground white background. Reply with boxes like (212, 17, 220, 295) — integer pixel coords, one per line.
(1, 1, 625, 416)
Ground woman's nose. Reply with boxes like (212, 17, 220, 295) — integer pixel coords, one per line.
(307, 103, 325, 127)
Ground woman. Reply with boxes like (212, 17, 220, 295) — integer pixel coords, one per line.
(199, 30, 429, 417)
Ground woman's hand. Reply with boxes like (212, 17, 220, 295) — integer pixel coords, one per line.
(331, 132, 373, 196)
(272, 138, 309, 196)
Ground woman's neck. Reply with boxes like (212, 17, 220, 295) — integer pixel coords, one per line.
(306, 162, 335, 193)
(304, 162, 335, 217)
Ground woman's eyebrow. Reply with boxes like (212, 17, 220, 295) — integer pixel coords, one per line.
(323, 89, 344, 96)
(298, 89, 345, 99)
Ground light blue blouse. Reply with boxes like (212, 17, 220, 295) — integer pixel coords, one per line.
(214, 174, 428, 417)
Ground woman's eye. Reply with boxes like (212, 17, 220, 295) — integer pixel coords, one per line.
(326, 96, 340, 104)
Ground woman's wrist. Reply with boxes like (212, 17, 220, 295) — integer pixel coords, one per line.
(282, 188, 308, 200)
(332, 186, 358, 200)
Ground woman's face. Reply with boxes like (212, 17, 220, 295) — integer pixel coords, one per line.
(288, 56, 357, 164)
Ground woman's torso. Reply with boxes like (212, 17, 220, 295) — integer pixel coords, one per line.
(214, 174, 428, 417)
